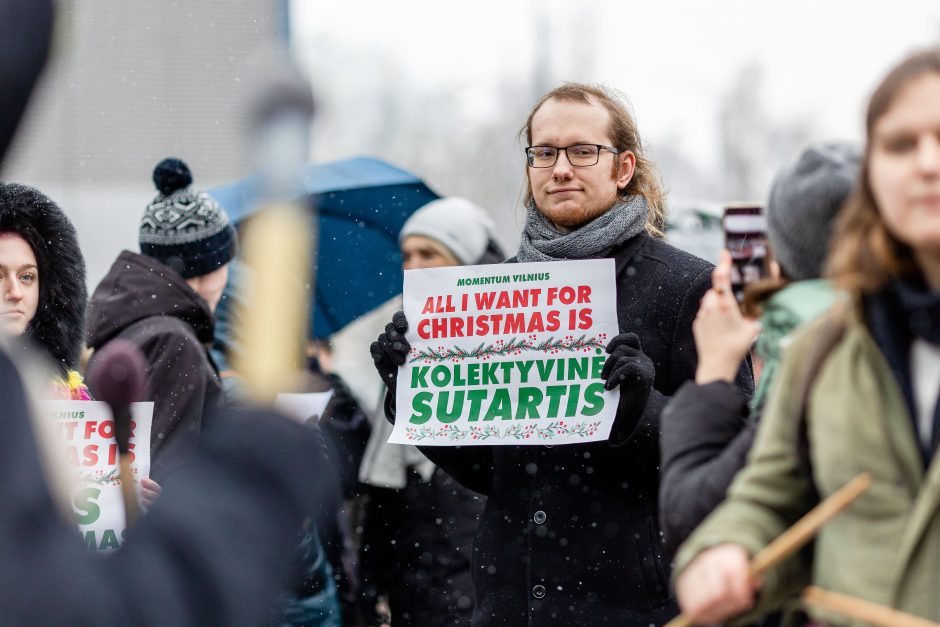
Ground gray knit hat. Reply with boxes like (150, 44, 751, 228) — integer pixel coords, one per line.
(399, 197, 496, 265)
(140, 157, 237, 278)
(766, 142, 860, 281)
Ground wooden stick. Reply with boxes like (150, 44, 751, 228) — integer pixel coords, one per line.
(802, 586, 940, 627)
(119, 456, 140, 527)
(664, 472, 871, 627)
(233, 202, 312, 403)
(748, 472, 871, 576)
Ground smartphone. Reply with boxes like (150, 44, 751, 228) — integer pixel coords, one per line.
(723, 204, 768, 301)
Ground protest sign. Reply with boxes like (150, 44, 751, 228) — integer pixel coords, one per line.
(390, 260, 620, 446)
(40, 400, 153, 552)
(275, 391, 334, 424)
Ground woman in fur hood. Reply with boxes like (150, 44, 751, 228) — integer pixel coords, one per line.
(0, 182, 90, 398)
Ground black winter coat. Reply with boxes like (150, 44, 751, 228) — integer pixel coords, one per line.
(361, 468, 483, 626)
(658, 380, 756, 557)
(406, 234, 754, 626)
(86, 251, 224, 482)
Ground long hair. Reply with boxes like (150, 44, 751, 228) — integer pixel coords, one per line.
(740, 248, 789, 318)
(827, 48, 940, 293)
(520, 83, 667, 238)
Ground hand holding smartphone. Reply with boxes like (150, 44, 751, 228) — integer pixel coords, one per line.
(722, 204, 768, 302)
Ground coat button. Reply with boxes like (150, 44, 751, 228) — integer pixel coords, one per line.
(533, 510, 547, 524)
(532, 584, 546, 599)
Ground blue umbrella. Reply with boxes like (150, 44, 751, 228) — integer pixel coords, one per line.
(209, 156, 438, 339)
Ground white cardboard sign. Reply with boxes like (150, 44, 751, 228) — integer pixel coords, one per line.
(390, 260, 620, 446)
(40, 400, 153, 551)
(275, 391, 334, 424)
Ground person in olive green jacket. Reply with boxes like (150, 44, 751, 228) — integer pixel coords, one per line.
(674, 47, 940, 626)
(659, 142, 858, 558)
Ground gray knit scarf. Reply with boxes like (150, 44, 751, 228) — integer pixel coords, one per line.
(516, 195, 649, 262)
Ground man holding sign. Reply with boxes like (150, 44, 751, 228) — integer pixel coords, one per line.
(372, 83, 752, 626)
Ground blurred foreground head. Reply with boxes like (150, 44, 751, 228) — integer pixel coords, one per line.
(399, 197, 503, 269)
(828, 47, 940, 293)
(0, 0, 53, 165)
(0, 339, 333, 625)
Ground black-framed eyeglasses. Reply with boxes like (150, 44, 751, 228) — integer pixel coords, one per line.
(525, 144, 621, 168)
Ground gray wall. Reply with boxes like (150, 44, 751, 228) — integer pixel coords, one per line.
(3, 0, 283, 287)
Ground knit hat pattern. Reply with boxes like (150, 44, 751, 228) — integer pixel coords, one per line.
(140, 157, 237, 278)
(766, 142, 860, 281)
(399, 197, 496, 265)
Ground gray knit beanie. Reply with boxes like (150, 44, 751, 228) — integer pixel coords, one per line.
(140, 157, 237, 278)
(399, 197, 496, 265)
(766, 142, 860, 281)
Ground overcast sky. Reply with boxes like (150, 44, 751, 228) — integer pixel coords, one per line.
(293, 0, 940, 164)
(287, 0, 940, 254)
(290, 0, 940, 240)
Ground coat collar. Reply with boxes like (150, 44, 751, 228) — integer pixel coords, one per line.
(612, 232, 649, 276)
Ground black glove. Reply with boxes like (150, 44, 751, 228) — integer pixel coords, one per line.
(370, 310, 410, 390)
(601, 332, 655, 409)
(325, 372, 360, 418)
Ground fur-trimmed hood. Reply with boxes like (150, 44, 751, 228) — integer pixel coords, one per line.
(0, 183, 87, 373)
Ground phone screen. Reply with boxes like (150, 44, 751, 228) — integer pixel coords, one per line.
(723, 205, 768, 301)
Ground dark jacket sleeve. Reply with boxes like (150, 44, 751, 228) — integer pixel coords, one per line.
(138, 323, 222, 481)
(658, 380, 756, 556)
(607, 261, 754, 455)
(319, 373, 372, 498)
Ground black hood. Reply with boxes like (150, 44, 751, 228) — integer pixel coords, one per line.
(86, 250, 214, 349)
(0, 183, 87, 373)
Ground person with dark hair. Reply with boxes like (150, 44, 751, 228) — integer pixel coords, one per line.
(86, 157, 236, 481)
(675, 48, 940, 625)
(0, 182, 90, 398)
(658, 142, 860, 557)
(371, 84, 752, 626)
